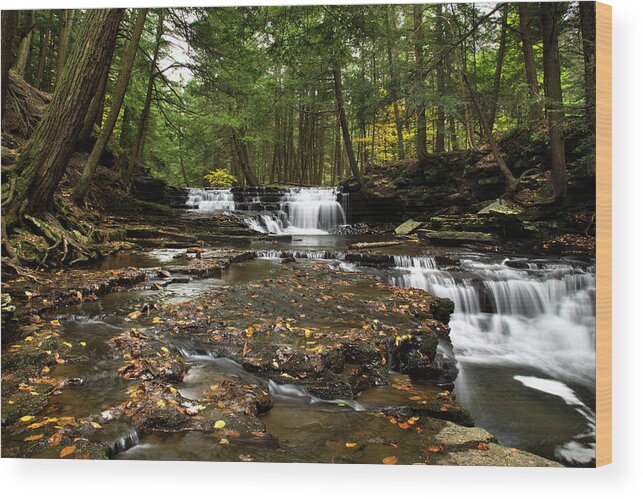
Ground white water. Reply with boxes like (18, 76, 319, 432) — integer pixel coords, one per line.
(391, 255, 596, 388)
(187, 187, 346, 235)
(268, 380, 365, 411)
(390, 254, 596, 463)
(248, 188, 347, 235)
(186, 188, 235, 211)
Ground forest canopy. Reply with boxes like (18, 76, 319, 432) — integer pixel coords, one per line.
(2, 2, 595, 208)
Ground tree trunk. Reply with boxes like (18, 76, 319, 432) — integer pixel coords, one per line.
(73, 9, 148, 203)
(231, 128, 258, 186)
(413, 5, 429, 162)
(332, 63, 363, 187)
(78, 57, 113, 145)
(14, 11, 35, 78)
(35, 13, 51, 89)
(518, 3, 542, 122)
(1, 11, 20, 109)
(488, 4, 508, 132)
(463, 72, 518, 194)
(580, 2, 596, 131)
(125, 11, 164, 186)
(541, 2, 567, 200)
(54, 10, 75, 87)
(434, 4, 446, 153)
(3, 9, 124, 227)
(385, 6, 405, 160)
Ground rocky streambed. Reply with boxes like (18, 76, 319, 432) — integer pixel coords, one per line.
(2, 243, 582, 466)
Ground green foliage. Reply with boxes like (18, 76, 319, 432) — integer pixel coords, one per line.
(204, 169, 237, 187)
(32, 3, 590, 187)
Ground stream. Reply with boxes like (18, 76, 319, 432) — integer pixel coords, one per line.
(23, 188, 596, 466)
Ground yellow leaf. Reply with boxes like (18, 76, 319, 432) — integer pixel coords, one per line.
(383, 456, 398, 465)
(152, 317, 162, 324)
(210, 384, 219, 390)
(89, 422, 102, 429)
(304, 329, 312, 338)
(127, 310, 142, 320)
(25, 336, 33, 342)
(59, 445, 76, 458)
(156, 400, 166, 407)
(20, 415, 35, 422)
(24, 434, 45, 442)
(160, 346, 169, 353)
(169, 387, 177, 394)
(213, 420, 226, 429)
(80, 342, 87, 347)
(345, 442, 358, 448)
(63, 342, 73, 348)
(50, 320, 61, 327)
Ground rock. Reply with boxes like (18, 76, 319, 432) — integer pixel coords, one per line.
(418, 230, 498, 245)
(157, 269, 172, 278)
(477, 199, 523, 216)
(394, 219, 424, 236)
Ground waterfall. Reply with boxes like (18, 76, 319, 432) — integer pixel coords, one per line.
(248, 187, 346, 235)
(186, 188, 235, 211)
(390, 256, 596, 388)
(187, 186, 346, 235)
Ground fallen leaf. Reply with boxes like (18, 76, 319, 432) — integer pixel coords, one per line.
(345, 442, 358, 448)
(20, 415, 35, 423)
(383, 456, 398, 465)
(60, 445, 76, 458)
(24, 434, 44, 441)
(477, 442, 489, 451)
(214, 420, 226, 429)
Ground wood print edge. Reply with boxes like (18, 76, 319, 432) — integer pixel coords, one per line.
(595, 0, 612, 468)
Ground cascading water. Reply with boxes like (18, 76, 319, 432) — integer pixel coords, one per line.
(248, 187, 347, 235)
(186, 186, 347, 235)
(390, 254, 597, 464)
(186, 188, 235, 211)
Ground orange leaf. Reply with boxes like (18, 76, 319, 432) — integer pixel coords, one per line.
(345, 442, 358, 448)
(24, 434, 44, 442)
(476, 442, 489, 451)
(60, 445, 76, 458)
(382, 456, 398, 465)
(398, 423, 410, 430)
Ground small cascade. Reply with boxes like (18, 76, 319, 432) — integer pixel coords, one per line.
(186, 188, 235, 211)
(390, 256, 596, 387)
(268, 380, 365, 411)
(187, 186, 347, 234)
(255, 250, 346, 261)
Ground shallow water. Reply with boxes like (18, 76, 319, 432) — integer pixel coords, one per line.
(31, 236, 595, 465)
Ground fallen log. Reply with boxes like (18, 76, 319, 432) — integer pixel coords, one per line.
(348, 241, 404, 250)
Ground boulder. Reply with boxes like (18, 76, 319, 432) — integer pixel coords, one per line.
(395, 219, 424, 236)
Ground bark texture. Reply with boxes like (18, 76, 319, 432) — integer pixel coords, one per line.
(4, 9, 124, 226)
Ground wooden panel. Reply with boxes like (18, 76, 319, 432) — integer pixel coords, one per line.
(596, 1, 612, 468)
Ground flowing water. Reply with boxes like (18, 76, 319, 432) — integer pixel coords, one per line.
(24, 223, 595, 465)
(187, 187, 347, 235)
(387, 253, 596, 464)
